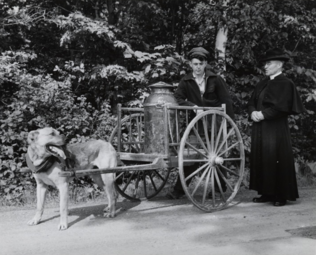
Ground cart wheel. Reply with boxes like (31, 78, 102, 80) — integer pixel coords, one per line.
(178, 110, 245, 212)
(110, 113, 171, 201)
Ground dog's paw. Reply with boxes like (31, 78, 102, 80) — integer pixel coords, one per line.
(27, 217, 41, 226)
(103, 212, 116, 218)
(103, 207, 122, 218)
(58, 222, 68, 230)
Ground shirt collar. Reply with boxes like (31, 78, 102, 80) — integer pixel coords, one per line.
(193, 72, 205, 79)
(270, 71, 282, 80)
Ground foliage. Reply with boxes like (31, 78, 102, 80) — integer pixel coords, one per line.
(0, 50, 115, 205)
(0, 0, 315, 205)
(187, 0, 316, 161)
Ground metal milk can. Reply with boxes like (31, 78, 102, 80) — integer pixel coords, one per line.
(143, 81, 178, 155)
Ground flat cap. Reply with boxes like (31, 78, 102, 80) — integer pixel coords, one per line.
(188, 47, 210, 59)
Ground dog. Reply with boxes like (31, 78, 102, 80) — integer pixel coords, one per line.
(26, 127, 118, 230)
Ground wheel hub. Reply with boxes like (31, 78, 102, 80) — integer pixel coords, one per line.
(209, 154, 224, 166)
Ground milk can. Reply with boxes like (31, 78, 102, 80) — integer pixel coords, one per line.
(143, 81, 178, 155)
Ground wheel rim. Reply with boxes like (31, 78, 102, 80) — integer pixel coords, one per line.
(178, 110, 245, 212)
(109, 113, 170, 201)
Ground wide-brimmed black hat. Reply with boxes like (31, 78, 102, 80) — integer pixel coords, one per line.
(188, 47, 210, 59)
(260, 48, 290, 62)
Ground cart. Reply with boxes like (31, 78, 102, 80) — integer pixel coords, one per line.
(61, 82, 245, 212)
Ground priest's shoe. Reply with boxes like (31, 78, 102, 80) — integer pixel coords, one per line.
(273, 200, 286, 206)
(252, 195, 273, 203)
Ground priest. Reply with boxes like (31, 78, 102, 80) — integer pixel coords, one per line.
(248, 48, 305, 206)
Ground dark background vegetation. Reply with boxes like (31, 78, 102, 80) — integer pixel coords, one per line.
(1, 0, 315, 205)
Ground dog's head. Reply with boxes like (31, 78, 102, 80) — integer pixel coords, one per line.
(27, 127, 67, 166)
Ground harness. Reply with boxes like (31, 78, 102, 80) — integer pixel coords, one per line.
(25, 153, 57, 174)
(25, 145, 76, 174)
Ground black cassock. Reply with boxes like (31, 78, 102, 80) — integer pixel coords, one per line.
(247, 74, 305, 200)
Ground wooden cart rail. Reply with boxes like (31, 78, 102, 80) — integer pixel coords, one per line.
(114, 104, 227, 156)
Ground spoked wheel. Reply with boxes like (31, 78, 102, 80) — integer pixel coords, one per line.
(178, 110, 245, 212)
(109, 113, 171, 201)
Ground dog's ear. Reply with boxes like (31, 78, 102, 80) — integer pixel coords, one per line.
(27, 130, 44, 166)
(27, 144, 41, 166)
(27, 130, 39, 145)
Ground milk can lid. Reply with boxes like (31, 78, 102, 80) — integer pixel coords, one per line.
(149, 81, 174, 89)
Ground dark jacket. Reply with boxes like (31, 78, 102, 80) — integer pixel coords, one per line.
(247, 74, 305, 200)
(174, 70, 234, 120)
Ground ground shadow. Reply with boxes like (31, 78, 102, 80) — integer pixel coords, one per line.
(67, 200, 141, 228)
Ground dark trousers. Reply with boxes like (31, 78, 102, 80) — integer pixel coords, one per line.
(174, 163, 227, 194)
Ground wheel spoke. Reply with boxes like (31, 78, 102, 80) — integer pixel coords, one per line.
(192, 126, 208, 152)
(214, 168, 227, 202)
(133, 172, 141, 197)
(184, 141, 208, 158)
(121, 172, 136, 192)
(219, 163, 240, 177)
(202, 165, 212, 204)
(183, 159, 209, 164)
(185, 163, 209, 182)
(223, 158, 242, 161)
(211, 167, 215, 206)
(148, 172, 158, 192)
(215, 127, 234, 155)
(203, 116, 211, 152)
(191, 165, 210, 197)
(210, 114, 216, 152)
(135, 172, 141, 189)
(153, 169, 166, 182)
(217, 141, 240, 157)
(115, 172, 124, 181)
(214, 117, 225, 153)
(216, 166, 234, 192)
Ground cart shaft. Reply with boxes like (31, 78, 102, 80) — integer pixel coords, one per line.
(58, 157, 166, 177)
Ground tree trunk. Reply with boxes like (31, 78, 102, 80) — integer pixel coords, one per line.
(214, 0, 229, 71)
(215, 26, 228, 70)
(176, 1, 184, 54)
(107, 0, 116, 25)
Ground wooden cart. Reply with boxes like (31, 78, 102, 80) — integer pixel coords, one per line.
(105, 102, 245, 212)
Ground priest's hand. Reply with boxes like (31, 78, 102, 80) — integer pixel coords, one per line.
(251, 111, 264, 122)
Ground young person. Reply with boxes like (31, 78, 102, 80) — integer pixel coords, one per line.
(167, 46, 234, 199)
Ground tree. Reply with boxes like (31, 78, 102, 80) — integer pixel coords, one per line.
(0, 0, 315, 205)
(187, 0, 316, 162)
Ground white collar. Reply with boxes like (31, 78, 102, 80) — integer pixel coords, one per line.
(270, 71, 282, 80)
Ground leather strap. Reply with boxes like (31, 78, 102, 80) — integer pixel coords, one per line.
(25, 153, 57, 173)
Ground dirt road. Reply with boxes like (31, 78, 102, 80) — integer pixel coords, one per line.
(1, 188, 315, 255)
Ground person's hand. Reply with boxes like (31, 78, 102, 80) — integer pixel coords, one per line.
(251, 111, 264, 122)
(257, 111, 264, 121)
(193, 105, 204, 115)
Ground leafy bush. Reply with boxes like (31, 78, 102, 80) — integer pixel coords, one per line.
(0, 50, 116, 206)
